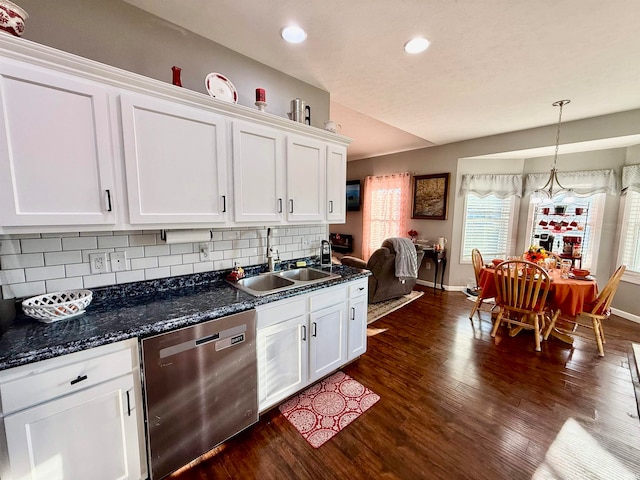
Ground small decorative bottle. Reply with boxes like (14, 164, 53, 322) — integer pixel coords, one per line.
(171, 66, 182, 87)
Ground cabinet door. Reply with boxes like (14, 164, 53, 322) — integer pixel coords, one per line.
(0, 61, 116, 227)
(120, 94, 228, 224)
(257, 315, 308, 411)
(347, 295, 368, 360)
(286, 135, 325, 222)
(4, 374, 142, 480)
(232, 121, 284, 223)
(309, 303, 346, 382)
(326, 144, 347, 222)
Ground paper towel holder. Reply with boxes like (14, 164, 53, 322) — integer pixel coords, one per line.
(160, 229, 213, 243)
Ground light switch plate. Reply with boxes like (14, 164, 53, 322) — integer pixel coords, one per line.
(110, 251, 127, 272)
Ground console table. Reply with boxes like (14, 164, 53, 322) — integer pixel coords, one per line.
(422, 249, 447, 292)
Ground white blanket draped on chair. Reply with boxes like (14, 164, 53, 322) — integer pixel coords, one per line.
(386, 237, 418, 281)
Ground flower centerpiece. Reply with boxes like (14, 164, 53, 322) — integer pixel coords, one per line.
(524, 245, 548, 263)
(408, 229, 419, 242)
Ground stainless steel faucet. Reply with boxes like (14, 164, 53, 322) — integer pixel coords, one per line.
(267, 228, 277, 271)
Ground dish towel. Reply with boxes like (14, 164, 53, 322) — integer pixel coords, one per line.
(386, 237, 418, 281)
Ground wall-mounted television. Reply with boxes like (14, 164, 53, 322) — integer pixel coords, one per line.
(346, 180, 361, 211)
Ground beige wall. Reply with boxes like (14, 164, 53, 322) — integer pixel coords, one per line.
(18, 0, 330, 126)
(336, 109, 640, 318)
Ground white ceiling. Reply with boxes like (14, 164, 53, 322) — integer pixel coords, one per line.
(123, 0, 640, 161)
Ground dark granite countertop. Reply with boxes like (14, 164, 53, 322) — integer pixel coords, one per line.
(0, 264, 370, 371)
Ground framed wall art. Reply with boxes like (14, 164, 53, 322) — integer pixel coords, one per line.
(346, 180, 361, 211)
(412, 173, 450, 220)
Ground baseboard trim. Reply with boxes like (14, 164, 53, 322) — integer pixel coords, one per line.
(416, 279, 462, 292)
(611, 308, 640, 324)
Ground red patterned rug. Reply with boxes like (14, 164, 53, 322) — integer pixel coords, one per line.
(278, 371, 380, 448)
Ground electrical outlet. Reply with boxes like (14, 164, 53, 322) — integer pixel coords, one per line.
(424, 262, 431, 270)
(199, 243, 211, 261)
(301, 238, 310, 248)
(110, 251, 127, 272)
(89, 253, 108, 274)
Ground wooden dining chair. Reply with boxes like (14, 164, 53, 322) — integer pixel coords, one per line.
(490, 260, 552, 352)
(543, 265, 626, 356)
(468, 248, 495, 321)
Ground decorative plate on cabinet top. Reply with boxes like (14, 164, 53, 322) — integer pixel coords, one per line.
(205, 72, 238, 103)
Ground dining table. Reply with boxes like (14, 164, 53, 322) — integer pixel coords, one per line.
(478, 264, 599, 344)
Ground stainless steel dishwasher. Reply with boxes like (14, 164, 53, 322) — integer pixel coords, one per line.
(141, 309, 258, 480)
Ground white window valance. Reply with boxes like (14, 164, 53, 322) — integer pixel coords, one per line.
(622, 164, 640, 194)
(458, 174, 522, 199)
(523, 168, 618, 197)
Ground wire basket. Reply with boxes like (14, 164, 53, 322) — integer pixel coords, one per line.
(22, 290, 93, 323)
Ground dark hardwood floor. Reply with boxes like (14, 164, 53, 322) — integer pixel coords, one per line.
(171, 287, 640, 479)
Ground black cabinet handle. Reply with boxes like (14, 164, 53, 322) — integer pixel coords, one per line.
(329, 200, 333, 213)
(278, 198, 283, 213)
(222, 195, 226, 213)
(312, 322, 317, 337)
(289, 199, 294, 213)
(351, 307, 355, 321)
(70, 374, 88, 386)
(301, 325, 306, 341)
(106, 190, 112, 212)
(126, 390, 132, 416)
(358, 287, 365, 291)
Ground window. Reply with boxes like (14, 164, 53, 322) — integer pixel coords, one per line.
(619, 190, 640, 280)
(528, 194, 605, 271)
(461, 194, 517, 262)
(361, 173, 411, 259)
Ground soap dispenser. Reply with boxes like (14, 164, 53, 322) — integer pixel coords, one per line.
(320, 240, 332, 267)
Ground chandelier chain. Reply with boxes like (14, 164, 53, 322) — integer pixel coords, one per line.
(552, 99, 570, 169)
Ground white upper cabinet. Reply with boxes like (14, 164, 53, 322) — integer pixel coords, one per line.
(232, 120, 284, 223)
(0, 61, 116, 227)
(326, 144, 347, 223)
(120, 94, 228, 224)
(286, 135, 325, 222)
(0, 37, 350, 232)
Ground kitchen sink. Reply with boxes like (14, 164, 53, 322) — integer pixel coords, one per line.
(229, 267, 340, 296)
(277, 268, 333, 281)
(235, 274, 295, 292)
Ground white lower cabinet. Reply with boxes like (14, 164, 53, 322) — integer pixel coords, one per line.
(257, 279, 367, 412)
(347, 279, 368, 360)
(0, 339, 146, 480)
(256, 297, 308, 411)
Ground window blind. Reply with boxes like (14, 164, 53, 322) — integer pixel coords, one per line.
(620, 190, 640, 273)
(462, 194, 513, 262)
(368, 187, 404, 253)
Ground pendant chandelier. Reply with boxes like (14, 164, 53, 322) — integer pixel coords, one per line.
(531, 99, 575, 204)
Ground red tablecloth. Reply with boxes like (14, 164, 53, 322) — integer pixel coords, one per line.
(478, 266, 598, 316)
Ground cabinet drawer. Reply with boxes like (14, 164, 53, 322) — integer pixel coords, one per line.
(0, 349, 132, 415)
(348, 280, 368, 299)
(257, 297, 306, 329)
(309, 285, 347, 312)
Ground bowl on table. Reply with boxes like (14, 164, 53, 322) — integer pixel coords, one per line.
(491, 259, 503, 267)
(572, 268, 590, 278)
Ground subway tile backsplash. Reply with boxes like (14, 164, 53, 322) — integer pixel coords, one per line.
(0, 225, 328, 299)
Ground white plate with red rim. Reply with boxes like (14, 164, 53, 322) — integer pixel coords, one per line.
(205, 72, 238, 103)
(568, 273, 595, 281)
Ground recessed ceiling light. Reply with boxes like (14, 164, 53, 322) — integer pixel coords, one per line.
(281, 25, 307, 44)
(404, 37, 430, 54)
